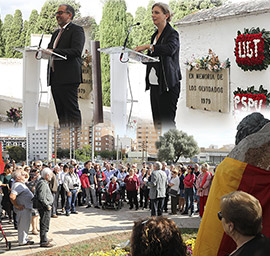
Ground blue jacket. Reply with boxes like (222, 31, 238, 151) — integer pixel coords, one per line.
(146, 22, 181, 94)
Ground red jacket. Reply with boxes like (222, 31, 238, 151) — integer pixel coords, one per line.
(124, 175, 140, 191)
(184, 173, 195, 188)
(80, 173, 90, 188)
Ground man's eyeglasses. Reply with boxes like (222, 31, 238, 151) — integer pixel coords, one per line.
(55, 11, 69, 16)
(217, 211, 223, 221)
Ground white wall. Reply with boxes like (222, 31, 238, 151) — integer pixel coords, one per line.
(0, 58, 23, 99)
(176, 12, 270, 146)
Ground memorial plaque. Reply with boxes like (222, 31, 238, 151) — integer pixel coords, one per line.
(78, 65, 92, 99)
(186, 68, 229, 112)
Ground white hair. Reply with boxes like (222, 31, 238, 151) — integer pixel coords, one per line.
(154, 161, 162, 170)
(41, 168, 53, 179)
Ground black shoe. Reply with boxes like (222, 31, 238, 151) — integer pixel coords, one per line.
(195, 209, 199, 213)
(40, 242, 54, 247)
(164, 209, 168, 213)
(86, 205, 91, 208)
(94, 206, 100, 209)
(129, 206, 133, 210)
(135, 207, 139, 211)
(182, 211, 188, 215)
(169, 213, 177, 215)
(19, 240, 34, 246)
(66, 212, 70, 216)
(71, 211, 78, 214)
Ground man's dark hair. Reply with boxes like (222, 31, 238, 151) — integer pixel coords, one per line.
(60, 4, 75, 19)
(69, 164, 74, 169)
(84, 160, 91, 167)
(63, 164, 69, 171)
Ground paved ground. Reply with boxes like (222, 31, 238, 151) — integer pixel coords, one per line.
(0, 203, 200, 255)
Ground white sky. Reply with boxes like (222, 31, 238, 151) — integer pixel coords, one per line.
(0, 0, 246, 23)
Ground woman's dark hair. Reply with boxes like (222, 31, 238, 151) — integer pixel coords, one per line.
(131, 217, 186, 256)
(4, 163, 12, 171)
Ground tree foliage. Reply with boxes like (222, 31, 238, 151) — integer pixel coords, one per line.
(156, 129, 199, 163)
(5, 10, 24, 58)
(75, 145, 92, 162)
(25, 10, 39, 46)
(6, 146, 26, 162)
(56, 148, 70, 159)
(170, 0, 225, 23)
(0, 19, 4, 57)
(2, 14, 13, 57)
(131, 0, 155, 49)
(99, 150, 117, 160)
(99, 0, 129, 106)
(34, 0, 81, 34)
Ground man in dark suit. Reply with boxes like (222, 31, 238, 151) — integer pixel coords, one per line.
(47, 4, 85, 127)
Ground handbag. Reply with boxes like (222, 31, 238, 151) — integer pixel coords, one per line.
(169, 188, 178, 197)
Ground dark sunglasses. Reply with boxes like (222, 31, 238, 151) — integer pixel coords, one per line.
(217, 211, 223, 221)
(55, 11, 69, 16)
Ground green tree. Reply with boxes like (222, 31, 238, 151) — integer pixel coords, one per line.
(0, 19, 4, 57)
(170, 0, 225, 23)
(131, 0, 155, 48)
(156, 129, 199, 163)
(20, 20, 29, 48)
(5, 10, 23, 58)
(25, 10, 39, 46)
(35, 0, 81, 34)
(2, 14, 13, 57)
(56, 148, 70, 159)
(6, 146, 26, 162)
(99, 0, 129, 106)
(75, 145, 92, 162)
(99, 150, 117, 160)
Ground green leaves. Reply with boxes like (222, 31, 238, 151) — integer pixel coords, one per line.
(156, 129, 199, 163)
(99, 0, 129, 106)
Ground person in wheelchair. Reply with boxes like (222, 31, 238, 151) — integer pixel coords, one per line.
(105, 177, 119, 206)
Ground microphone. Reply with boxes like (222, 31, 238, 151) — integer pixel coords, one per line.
(120, 22, 140, 61)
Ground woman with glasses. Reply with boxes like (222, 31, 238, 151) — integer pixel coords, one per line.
(218, 191, 270, 256)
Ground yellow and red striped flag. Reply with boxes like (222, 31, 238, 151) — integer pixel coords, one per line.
(193, 157, 270, 256)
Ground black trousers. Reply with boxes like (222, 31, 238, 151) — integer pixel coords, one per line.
(38, 208, 51, 244)
(150, 84, 180, 130)
(127, 190, 138, 209)
(51, 83, 81, 127)
(60, 184, 66, 209)
(151, 197, 165, 216)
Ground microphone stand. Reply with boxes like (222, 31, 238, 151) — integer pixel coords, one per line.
(120, 22, 140, 63)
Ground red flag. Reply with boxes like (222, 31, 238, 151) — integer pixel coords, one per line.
(0, 142, 5, 174)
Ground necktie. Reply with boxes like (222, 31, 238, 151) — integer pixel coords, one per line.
(51, 28, 64, 72)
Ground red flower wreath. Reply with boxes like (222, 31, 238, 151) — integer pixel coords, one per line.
(234, 28, 270, 71)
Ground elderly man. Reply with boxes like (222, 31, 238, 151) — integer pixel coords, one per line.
(146, 161, 168, 216)
(35, 168, 54, 247)
(10, 170, 34, 246)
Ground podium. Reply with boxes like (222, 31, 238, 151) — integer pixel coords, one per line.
(98, 46, 159, 137)
(15, 46, 66, 129)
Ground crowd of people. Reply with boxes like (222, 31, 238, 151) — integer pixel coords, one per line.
(0, 159, 215, 247)
(0, 158, 269, 256)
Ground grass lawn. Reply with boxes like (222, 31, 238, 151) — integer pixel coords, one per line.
(34, 228, 198, 256)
